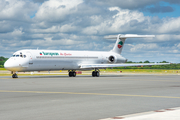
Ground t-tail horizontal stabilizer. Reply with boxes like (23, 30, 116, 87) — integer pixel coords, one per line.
(105, 34, 155, 55)
(104, 34, 155, 39)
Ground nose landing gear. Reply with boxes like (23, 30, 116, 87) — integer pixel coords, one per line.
(12, 73, 18, 78)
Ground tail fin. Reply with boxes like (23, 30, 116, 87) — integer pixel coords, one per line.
(105, 34, 155, 54)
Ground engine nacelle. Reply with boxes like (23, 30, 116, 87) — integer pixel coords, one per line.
(108, 55, 117, 63)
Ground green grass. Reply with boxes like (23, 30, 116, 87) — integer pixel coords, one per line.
(0, 74, 11, 76)
(0, 68, 6, 70)
(105, 69, 180, 74)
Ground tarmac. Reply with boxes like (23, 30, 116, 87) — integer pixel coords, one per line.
(101, 107, 180, 120)
(0, 74, 180, 120)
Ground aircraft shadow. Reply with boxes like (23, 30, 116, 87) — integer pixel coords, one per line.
(19, 75, 131, 79)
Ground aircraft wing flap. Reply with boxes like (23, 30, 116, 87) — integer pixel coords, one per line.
(80, 63, 170, 69)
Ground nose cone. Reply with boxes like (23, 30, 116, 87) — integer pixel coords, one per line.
(4, 59, 13, 71)
(4, 59, 19, 71)
(4, 58, 28, 72)
(4, 60, 8, 69)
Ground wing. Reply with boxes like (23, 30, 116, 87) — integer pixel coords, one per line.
(80, 63, 170, 69)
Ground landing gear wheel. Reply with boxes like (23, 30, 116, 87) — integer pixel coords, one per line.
(12, 73, 18, 78)
(69, 72, 72, 77)
(69, 71, 76, 77)
(72, 72, 76, 77)
(92, 71, 96, 77)
(96, 71, 99, 77)
(92, 71, 100, 77)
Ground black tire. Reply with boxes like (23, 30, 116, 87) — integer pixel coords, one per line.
(92, 71, 95, 77)
(15, 74, 18, 78)
(73, 72, 76, 77)
(12, 74, 18, 78)
(96, 71, 99, 77)
(69, 72, 72, 77)
(12, 74, 15, 78)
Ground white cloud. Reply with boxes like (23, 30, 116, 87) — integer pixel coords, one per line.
(31, 37, 85, 47)
(81, 6, 180, 37)
(176, 43, 180, 48)
(11, 28, 24, 36)
(172, 50, 179, 53)
(35, 0, 83, 22)
(0, 0, 38, 20)
(156, 34, 180, 41)
(30, 24, 78, 34)
(158, 17, 180, 33)
(130, 43, 158, 52)
(82, 7, 149, 35)
(90, 0, 158, 9)
(59, 24, 78, 33)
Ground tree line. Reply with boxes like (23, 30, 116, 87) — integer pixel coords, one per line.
(0, 56, 8, 68)
(113, 60, 180, 69)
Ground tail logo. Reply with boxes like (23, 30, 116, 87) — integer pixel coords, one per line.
(117, 41, 123, 49)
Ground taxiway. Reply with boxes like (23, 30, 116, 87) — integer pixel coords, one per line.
(0, 75, 180, 120)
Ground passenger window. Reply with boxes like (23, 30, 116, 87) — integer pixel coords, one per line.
(24, 55, 26, 58)
(13, 55, 15, 57)
(16, 55, 19, 57)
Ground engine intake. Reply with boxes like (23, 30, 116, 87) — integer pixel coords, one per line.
(108, 55, 116, 63)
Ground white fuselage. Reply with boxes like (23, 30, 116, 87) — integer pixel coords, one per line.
(4, 50, 127, 72)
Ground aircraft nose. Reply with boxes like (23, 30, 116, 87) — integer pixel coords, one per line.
(4, 59, 18, 71)
(4, 60, 12, 70)
(4, 58, 27, 72)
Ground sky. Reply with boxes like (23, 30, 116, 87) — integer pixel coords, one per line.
(0, 0, 180, 63)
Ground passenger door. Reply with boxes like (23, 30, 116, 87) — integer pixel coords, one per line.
(27, 52, 33, 65)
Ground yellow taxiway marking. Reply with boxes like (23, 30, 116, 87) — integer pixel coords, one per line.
(0, 90, 180, 99)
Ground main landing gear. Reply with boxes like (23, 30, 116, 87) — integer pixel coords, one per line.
(68, 70, 76, 77)
(92, 69, 100, 77)
(12, 73, 18, 78)
(68, 70, 100, 77)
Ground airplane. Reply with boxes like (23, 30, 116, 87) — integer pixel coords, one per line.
(4, 34, 170, 78)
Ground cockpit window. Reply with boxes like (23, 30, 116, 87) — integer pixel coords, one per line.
(12, 53, 26, 58)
